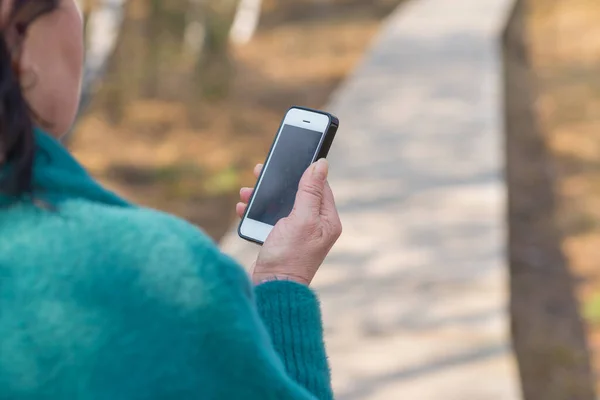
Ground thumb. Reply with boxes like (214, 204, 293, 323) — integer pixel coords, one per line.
(293, 159, 329, 219)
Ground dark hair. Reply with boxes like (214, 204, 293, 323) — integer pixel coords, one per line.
(0, 0, 59, 198)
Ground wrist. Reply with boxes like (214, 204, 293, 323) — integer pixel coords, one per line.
(252, 273, 310, 286)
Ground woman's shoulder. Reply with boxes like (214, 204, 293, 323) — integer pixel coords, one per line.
(0, 198, 268, 399)
(0, 197, 249, 295)
(2, 196, 210, 249)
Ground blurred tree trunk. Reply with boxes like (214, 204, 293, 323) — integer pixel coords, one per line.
(79, 0, 126, 111)
(94, 0, 148, 123)
(184, 0, 206, 60)
(68, 0, 125, 141)
(504, 1, 597, 399)
(77, 0, 238, 128)
(229, 0, 262, 45)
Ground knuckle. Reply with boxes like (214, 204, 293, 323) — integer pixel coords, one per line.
(313, 225, 326, 241)
(304, 220, 323, 237)
(301, 182, 322, 199)
(331, 220, 343, 239)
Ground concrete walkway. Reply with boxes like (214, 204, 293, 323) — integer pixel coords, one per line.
(221, 0, 521, 398)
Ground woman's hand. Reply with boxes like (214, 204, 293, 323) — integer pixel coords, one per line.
(236, 160, 342, 286)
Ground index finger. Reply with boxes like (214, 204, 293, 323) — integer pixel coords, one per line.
(254, 164, 263, 178)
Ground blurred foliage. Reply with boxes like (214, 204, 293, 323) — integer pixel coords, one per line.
(584, 294, 600, 327)
(89, 0, 238, 125)
(73, 0, 406, 240)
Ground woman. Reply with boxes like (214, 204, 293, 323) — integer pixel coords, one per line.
(0, 1, 342, 399)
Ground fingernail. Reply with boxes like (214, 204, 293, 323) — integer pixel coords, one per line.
(312, 159, 328, 179)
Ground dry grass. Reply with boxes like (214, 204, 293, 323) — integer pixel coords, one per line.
(527, 0, 600, 390)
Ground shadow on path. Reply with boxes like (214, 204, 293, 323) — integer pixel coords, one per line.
(339, 344, 509, 400)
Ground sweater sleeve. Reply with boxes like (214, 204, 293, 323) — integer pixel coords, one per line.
(254, 281, 333, 399)
(197, 250, 334, 400)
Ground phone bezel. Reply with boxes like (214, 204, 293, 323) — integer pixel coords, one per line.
(238, 106, 338, 245)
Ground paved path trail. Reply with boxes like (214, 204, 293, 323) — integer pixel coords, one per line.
(221, 0, 521, 398)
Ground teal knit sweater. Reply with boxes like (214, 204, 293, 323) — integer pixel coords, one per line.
(0, 131, 333, 399)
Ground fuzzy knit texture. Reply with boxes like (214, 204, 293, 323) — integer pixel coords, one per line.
(0, 130, 334, 400)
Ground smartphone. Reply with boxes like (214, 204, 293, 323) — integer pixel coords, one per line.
(238, 106, 339, 245)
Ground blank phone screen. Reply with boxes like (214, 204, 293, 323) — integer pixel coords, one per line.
(248, 124, 323, 226)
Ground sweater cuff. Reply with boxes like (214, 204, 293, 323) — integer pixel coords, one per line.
(254, 281, 332, 397)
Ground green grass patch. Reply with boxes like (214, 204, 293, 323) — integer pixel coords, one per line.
(583, 292, 600, 326)
(203, 166, 240, 196)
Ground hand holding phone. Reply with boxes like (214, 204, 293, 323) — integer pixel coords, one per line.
(238, 106, 339, 244)
(236, 159, 342, 286)
(236, 106, 342, 285)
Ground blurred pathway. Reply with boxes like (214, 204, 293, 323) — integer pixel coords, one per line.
(221, 0, 521, 398)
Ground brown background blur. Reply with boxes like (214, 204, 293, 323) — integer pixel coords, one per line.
(72, 0, 600, 398)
